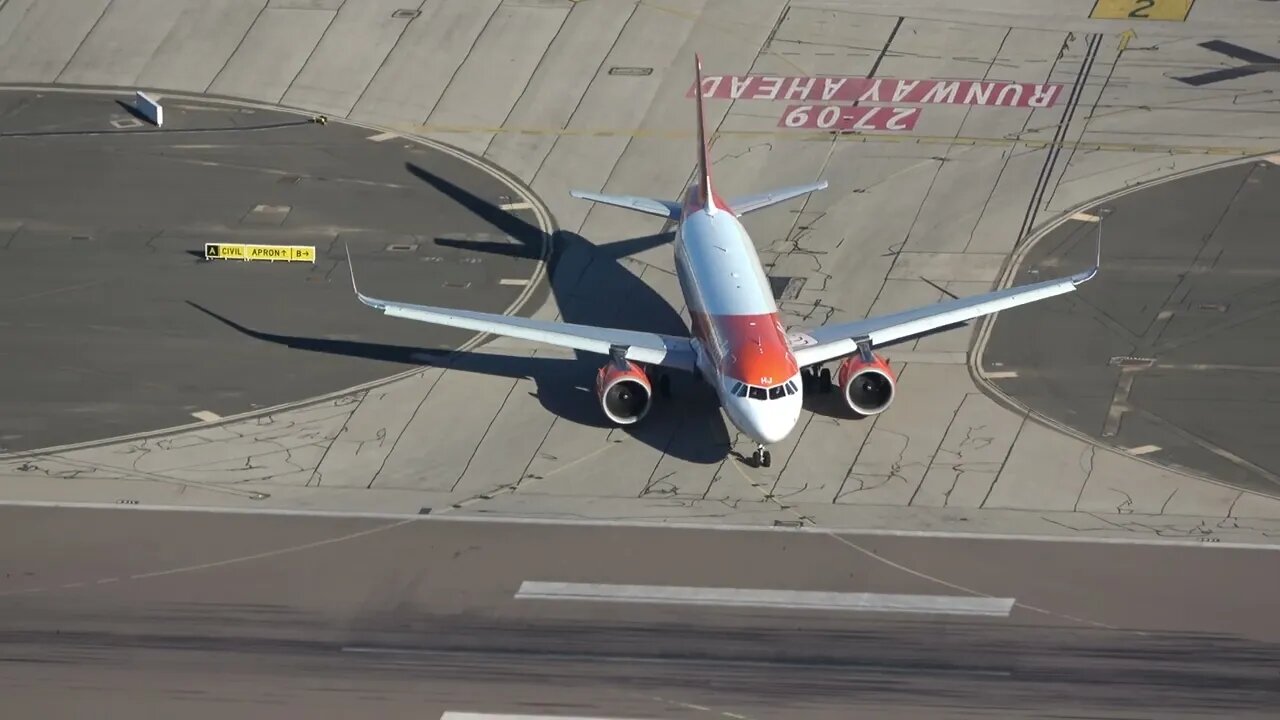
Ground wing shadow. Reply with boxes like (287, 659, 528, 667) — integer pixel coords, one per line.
(186, 299, 729, 463)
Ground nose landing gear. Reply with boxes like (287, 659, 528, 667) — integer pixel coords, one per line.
(752, 444, 772, 468)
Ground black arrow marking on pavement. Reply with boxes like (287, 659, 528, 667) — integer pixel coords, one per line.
(1176, 40, 1280, 86)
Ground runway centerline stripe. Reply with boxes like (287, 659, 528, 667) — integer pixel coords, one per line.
(515, 582, 1015, 617)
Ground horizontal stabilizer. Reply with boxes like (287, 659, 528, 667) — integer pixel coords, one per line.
(569, 190, 682, 220)
(727, 180, 828, 216)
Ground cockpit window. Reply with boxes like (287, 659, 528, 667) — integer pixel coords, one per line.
(733, 379, 801, 400)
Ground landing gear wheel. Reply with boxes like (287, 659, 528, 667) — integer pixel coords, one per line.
(818, 367, 833, 394)
(801, 368, 814, 393)
(752, 446, 771, 468)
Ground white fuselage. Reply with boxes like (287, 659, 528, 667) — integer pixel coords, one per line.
(671, 193, 803, 445)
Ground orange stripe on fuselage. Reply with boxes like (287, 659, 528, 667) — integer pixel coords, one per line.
(690, 310, 798, 387)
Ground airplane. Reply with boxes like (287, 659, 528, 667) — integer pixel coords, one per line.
(345, 53, 1100, 469)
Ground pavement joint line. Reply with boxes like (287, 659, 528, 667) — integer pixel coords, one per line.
(514, 582, 1016, 617)
(0, 84, 557, 462)
(2, 500, 1276, 550)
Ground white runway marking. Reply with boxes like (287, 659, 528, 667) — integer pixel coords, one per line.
(366, 131, 399, 142)
(1070, 211, 1101, 222)
(498, 201, 533, 211)
(984, 370, 1019, 378)
(515, 582, 1015, 617)
(1126, 445, 1162, 456)
(190, 411, 221, 422)
(498, 278, 530, 286)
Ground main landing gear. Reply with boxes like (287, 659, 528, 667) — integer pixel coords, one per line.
(752, 444, 772, 468)
(801, 366, 832, 394)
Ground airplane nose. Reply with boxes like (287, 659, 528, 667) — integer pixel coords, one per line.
(740, 397, 800, 445)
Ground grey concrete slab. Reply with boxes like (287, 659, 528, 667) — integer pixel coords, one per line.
(981, 157, 1280, 498)
(279, 0, 418, 117)
(2, 507, 1280, 717)
(0, 0, 110, 82)
(0, 90, 546, 452)
(307, 367, 445, 489)
(481, 0, 635, 183)
(0, 0, 38, 49)
(914, 392, 1026, 508)
(347, 0, 500, 128)
(205, 6, 334, 104)
(55, 0, 187, 87)
(526, 0, 708, 236)
(421, 1, 569, 157)
(135, 0, 267, 93)
(576, 0, 785, 249)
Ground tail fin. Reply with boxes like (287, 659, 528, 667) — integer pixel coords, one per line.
(693, 53, 716, 214)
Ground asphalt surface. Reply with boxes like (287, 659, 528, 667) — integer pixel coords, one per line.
(983, 158, 1280, 498)
(0, 90, 549, 453)
(0, 506, 1276, 718)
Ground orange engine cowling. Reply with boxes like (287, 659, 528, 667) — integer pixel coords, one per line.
(595, 360, 653, 425)
(837, 353, 896, 416)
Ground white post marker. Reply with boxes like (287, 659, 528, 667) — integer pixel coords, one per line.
(134, 91, 163, 127)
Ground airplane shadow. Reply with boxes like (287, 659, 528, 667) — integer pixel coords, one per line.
(189, 301, 609, 429)
(402, 161, 732, 462)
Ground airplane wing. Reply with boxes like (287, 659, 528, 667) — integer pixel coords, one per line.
(345, 247, 697, 371)
(726, 180, 829, 216)
(789, 224, 1102, 368)
(568, 190, 682, 220)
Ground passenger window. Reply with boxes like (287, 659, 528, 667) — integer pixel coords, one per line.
(748, 386, 766, 400)
(769, 385, 786, 400)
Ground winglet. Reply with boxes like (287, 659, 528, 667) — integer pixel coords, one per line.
(344, 243, 385, 310)
(1071, 212, 1103, 285)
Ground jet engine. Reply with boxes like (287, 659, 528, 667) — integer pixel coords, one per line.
(837, 352, 896, 416)
(595, 359, 653, 425)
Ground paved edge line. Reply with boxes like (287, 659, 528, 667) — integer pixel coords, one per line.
(0, 83, 557, 461)
(0, 500, 1276, 550)
(967, 151, 1280, 500)
(514, 582, 1016, 616)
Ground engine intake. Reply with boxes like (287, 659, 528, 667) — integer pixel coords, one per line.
(595, 360, 653, 425)
(837, 352, 896, 416)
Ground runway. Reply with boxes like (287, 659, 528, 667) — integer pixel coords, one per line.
(1, 505, 1277, 718)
